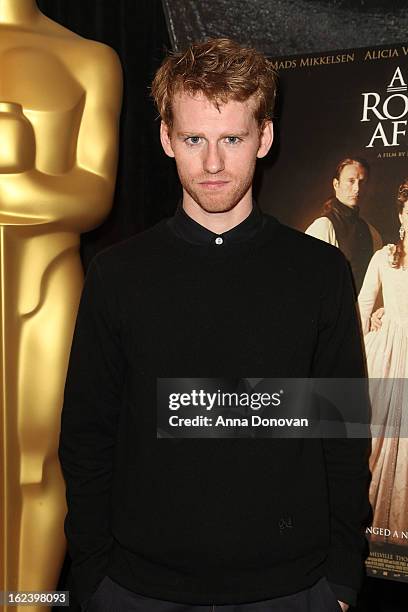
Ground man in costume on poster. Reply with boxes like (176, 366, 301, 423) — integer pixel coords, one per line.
(59, 38, 370, 612)
(306, 157, 382, 292)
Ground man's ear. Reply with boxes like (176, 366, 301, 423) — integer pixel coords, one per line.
(257, 120, 274, 159)
(160, 121, 175, 158)
(333, 178, 339, 191)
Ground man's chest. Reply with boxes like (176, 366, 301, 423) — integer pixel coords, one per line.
(120, 261, 319, 378)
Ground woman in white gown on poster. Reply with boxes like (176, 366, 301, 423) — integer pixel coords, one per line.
(358, 178, 408, 544)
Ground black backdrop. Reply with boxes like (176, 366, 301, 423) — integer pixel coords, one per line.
(162, 0, 408, 57)
(37, 0, 181, 270)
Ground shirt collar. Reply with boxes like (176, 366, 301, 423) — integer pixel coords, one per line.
(167, 201, 265, 246)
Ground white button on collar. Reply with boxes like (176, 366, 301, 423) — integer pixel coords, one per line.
(215, 236, 223, 245)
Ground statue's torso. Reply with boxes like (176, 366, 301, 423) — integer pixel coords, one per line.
(0, 27, 96, 306)
(0, 28, 86, 174)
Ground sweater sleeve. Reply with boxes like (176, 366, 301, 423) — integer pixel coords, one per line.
(58, 257, 125, 606)
(311, 250, 371, 595)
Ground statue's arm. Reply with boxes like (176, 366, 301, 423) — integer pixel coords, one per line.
(0, 44, 123, 231)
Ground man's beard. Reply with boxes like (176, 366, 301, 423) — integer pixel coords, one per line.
(178, 170, 255, 214)
(183, 187, 241, 213)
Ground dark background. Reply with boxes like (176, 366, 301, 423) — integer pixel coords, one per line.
(34, 1, 407, 610)
(163, 0, 408, 56)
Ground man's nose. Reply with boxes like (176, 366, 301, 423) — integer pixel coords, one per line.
(203, 143, 225, 174)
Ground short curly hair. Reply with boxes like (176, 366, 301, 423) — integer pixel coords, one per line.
(151, 38, 277, 128)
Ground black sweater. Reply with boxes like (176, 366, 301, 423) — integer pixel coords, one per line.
(59, 212, 370, 607)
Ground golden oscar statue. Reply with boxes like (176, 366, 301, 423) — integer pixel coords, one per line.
(0, 1, 123, 609)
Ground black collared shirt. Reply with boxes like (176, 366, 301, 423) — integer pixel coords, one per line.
(61, 205, 366, 608)
(165, 199, 357, 608)
(167, 201, 265, 246)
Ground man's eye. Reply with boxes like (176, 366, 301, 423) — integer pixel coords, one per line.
(225, 136, 241, 145)
(185, 136, 202, 145)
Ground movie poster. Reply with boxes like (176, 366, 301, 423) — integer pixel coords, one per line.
(259, 43, 408, 582)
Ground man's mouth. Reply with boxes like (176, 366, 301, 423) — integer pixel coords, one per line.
(199, 181, 230, 190)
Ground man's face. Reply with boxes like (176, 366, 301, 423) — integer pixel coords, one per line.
(333, 163, 368, 208)
(160, 91, 273, 213)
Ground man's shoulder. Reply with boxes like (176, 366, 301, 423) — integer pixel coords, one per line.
(304, 216, 338, 246)
(308, 216, 335, 232)
(269, 215, 344, 267)
(92, 219, 168, 270)
(267, 218, 352, 301)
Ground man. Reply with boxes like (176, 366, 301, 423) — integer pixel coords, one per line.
(306, 158, 382, 293)
(59, 38, 370, 611)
